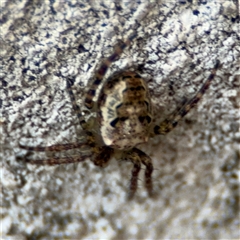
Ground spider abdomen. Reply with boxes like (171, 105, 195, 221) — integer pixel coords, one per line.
(98, 71, 153, 149)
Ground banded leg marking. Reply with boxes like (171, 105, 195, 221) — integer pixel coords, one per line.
(25, 154, 92, 165)
(134, 148, 154, 197)
(154, 60, 220, 135)
(128, 156, 141, 200)
(19, 142, 89, 152)
(84, 36, 136, 110)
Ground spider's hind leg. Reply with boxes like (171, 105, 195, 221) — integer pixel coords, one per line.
(154, 60, 220, 135)
(125, 148, 153, 199)
(134, 148, 154, 197)
(19, 131, 98, 166)
(23, 154, 92, 165)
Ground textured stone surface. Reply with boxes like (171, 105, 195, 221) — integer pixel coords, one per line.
(1, 0, 239, 239)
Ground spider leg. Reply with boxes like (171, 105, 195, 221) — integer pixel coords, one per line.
(124, 148, 153, 199)
(20, 133, 97, 165)
(84, 2, 182, 110)
(25, 154, 92, 165)
(84, 36, 136, 110)
(19, 142, 89, 152)
(133, 148, 154, 197)
(154, 60, 220, 135)
(127, 151, 141, 200)
(84, 2, 178, 110)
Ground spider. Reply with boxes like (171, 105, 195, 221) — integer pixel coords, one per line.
(19, 12, 220, 200)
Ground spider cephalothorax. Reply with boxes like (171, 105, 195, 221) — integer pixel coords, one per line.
(20, 4, 220, 199)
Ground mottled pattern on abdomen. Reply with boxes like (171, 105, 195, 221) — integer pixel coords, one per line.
(98, 71, 153, 149)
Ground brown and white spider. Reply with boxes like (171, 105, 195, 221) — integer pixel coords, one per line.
(20, 11, 220, 199)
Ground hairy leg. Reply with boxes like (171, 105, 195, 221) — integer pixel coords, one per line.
(19, 134, 96, 165)
(124, 148, 153, 199)
(127, 153, 141, 199)
(19, 142, 89, 152)
(133, 148, 154, 197)
(154, 60, 220, 135)
(19, 129, 97, 152)
(84, 36, 136, 110)
(24, 154, 92, 165)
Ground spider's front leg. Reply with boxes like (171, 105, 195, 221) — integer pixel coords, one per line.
(22, 154, 92, 165)
(124, 148, 153, 199)
(154, 60, 220, 135)
(19, 142, 87, 152)
(84, 37, 134, 110)
(19, 139, 94, 165)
